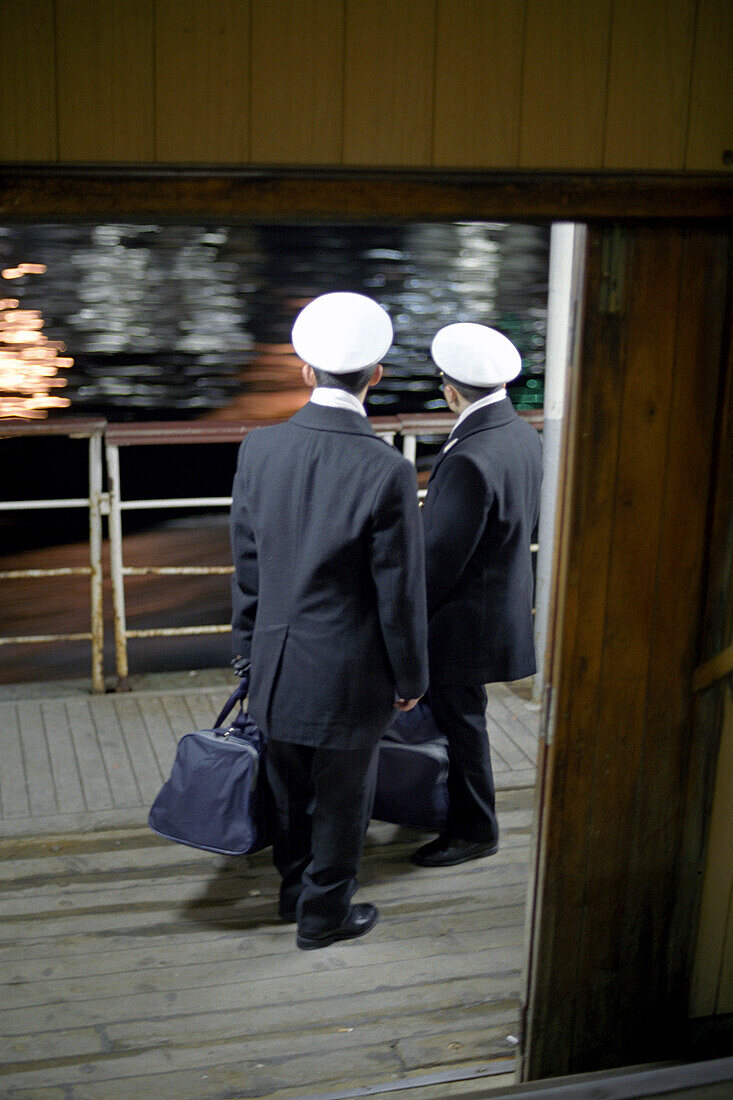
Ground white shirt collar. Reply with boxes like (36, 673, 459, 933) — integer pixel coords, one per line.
(309, 386, 367, 418)
(450, 388, 507, 436)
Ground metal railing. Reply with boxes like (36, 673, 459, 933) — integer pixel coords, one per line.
(104, 417, 402, 687)
(0, 418, 107, 693)
(1, 410, 542, 692)
(104, 411, 541, 688)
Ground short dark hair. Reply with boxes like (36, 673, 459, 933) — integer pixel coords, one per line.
(313, 366, 376, 395)
(442, 373, 504, 404)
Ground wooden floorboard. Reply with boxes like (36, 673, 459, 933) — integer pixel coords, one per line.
(0, 788, 532, 1098)
(0, 678, 539, 837)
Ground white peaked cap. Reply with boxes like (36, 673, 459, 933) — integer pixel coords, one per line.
(291, 291, 393, 373)
(431, 322, 522, 386)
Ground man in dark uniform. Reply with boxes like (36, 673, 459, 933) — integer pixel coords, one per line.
(230, 291, 428, 949)
(411, 322, 542, 868)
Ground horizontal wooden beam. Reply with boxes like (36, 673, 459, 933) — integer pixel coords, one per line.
(0, 166, 731, 222)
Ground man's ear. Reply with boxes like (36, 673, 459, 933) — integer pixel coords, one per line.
(302, 364, 317, 388)
(368, 364, 384, 388)
(443, 381, 459, 411)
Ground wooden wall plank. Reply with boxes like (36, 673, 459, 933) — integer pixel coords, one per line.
(524, 225, 732, 1076)
(692, 685, 733, 1015)
(571, 229, 682, 1069)
(522, 229, 629, 1074)
(343, 0, 436, 166)
(604, 0, 697, 169)
(0, 0, 57, 161)
(154, 0, 250, 163)
(55, 0, 154, 162)
(250, 0, 344, 165)
(613, 232, 726, 1052)
(1, 172, 730, 223)
(714, 684, 733, 1013)
(519, 0, 611, 169)
(688, 270, 733, 1019)
(686, 0, 733, 170)
(433, 0, 525, 168)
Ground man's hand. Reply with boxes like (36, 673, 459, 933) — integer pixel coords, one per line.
(394, 697, 421, 712)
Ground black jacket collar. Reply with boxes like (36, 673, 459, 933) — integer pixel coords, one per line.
(429, 398, 518, 479)
(290, 401, 380, 439)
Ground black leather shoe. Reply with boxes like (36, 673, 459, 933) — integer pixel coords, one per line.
(278, 907, 296, 923)
(296, 903, 379, 950)
(410, 835, 498, 867)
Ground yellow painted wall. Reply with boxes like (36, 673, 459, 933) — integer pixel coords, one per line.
(1, 0, 730, 170)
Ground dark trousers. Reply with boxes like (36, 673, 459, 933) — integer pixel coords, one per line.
(265, 738, 379, 936)
(429, 682, 498, 845)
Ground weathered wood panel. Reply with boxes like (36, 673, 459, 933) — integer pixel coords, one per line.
(154, 0, 250, 163)
(0, 789, 531, 1096)
(686, 0, 733, 170)
(3, 0, 733, 173)
(604, 0, 697, 168)
(55, 0, 155, 162)
(520, 0, 612, 168)
(523, 226, 731, 1076)
(1, 170, 731, 224)
(343, 0, 436, 166)
(626, 233, 728, 1032)
(687, 269, 733, 1019)
(523, 227, 629, 1075)
(250, 0, 344, 165)
(432, 0, 525, 168)
(0, 0, 56, 161)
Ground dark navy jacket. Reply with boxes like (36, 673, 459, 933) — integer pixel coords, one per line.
(230, 402, 429, 748)
(422, 398, 542, 685)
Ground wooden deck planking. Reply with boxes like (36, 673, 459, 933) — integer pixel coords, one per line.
(0, 682, 540, 835)
(485, 689, 541, 765)
(14, 702, 57, 816)
(62, 698, 115, 812)
(0, 700, 31, 817)
(42, 699, 88, 815)
(111, 695, 168, 804)
(0, 792, 531, 1097)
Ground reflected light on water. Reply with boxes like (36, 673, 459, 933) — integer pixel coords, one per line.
(0, 223, 549, 421)
(0, 273, 73, 418)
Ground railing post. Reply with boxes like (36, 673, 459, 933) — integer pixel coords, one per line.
(105, 438, 130, 688)
(88, 431, 105, 693)
(533, 223, 586, 701)
(402, 433, 417, 464)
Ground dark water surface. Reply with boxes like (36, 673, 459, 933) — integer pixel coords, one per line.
(1, 220, 548, 549)
(1, 221, 549, 676)
(1, 220, 548, 420)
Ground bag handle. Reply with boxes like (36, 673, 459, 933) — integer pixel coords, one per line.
(214, 680, 248, 728)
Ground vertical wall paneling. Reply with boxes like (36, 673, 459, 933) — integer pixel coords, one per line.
(524, 226, 730, 1076)
(524, 230, 629, 1074)
(604, 0, 697, 169)
(55, 0, 155, 162)
(714, 687, 733, 1013)
(432, 0, 525, 168)
(571, 230, 683, 1069)
(250, 0, 344, 165)
(519, 0, 611, 169)
(154, 0, 250, 163)
(343, 0, 436, 166)
(691, 686, 733, 1015)
(613, 232, 727, 1044)
(686, 0, 733, 170)
(0, 0, 57, 161)
(688, 292, 733, 1019)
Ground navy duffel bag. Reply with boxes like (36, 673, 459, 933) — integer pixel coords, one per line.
(373, 700, 450, 831)
(148, 681, 271, 856)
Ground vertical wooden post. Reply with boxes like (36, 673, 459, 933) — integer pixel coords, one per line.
(522, 225, 731, 1078)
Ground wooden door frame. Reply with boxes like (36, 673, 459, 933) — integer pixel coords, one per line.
(1, 166, 732, 1081)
